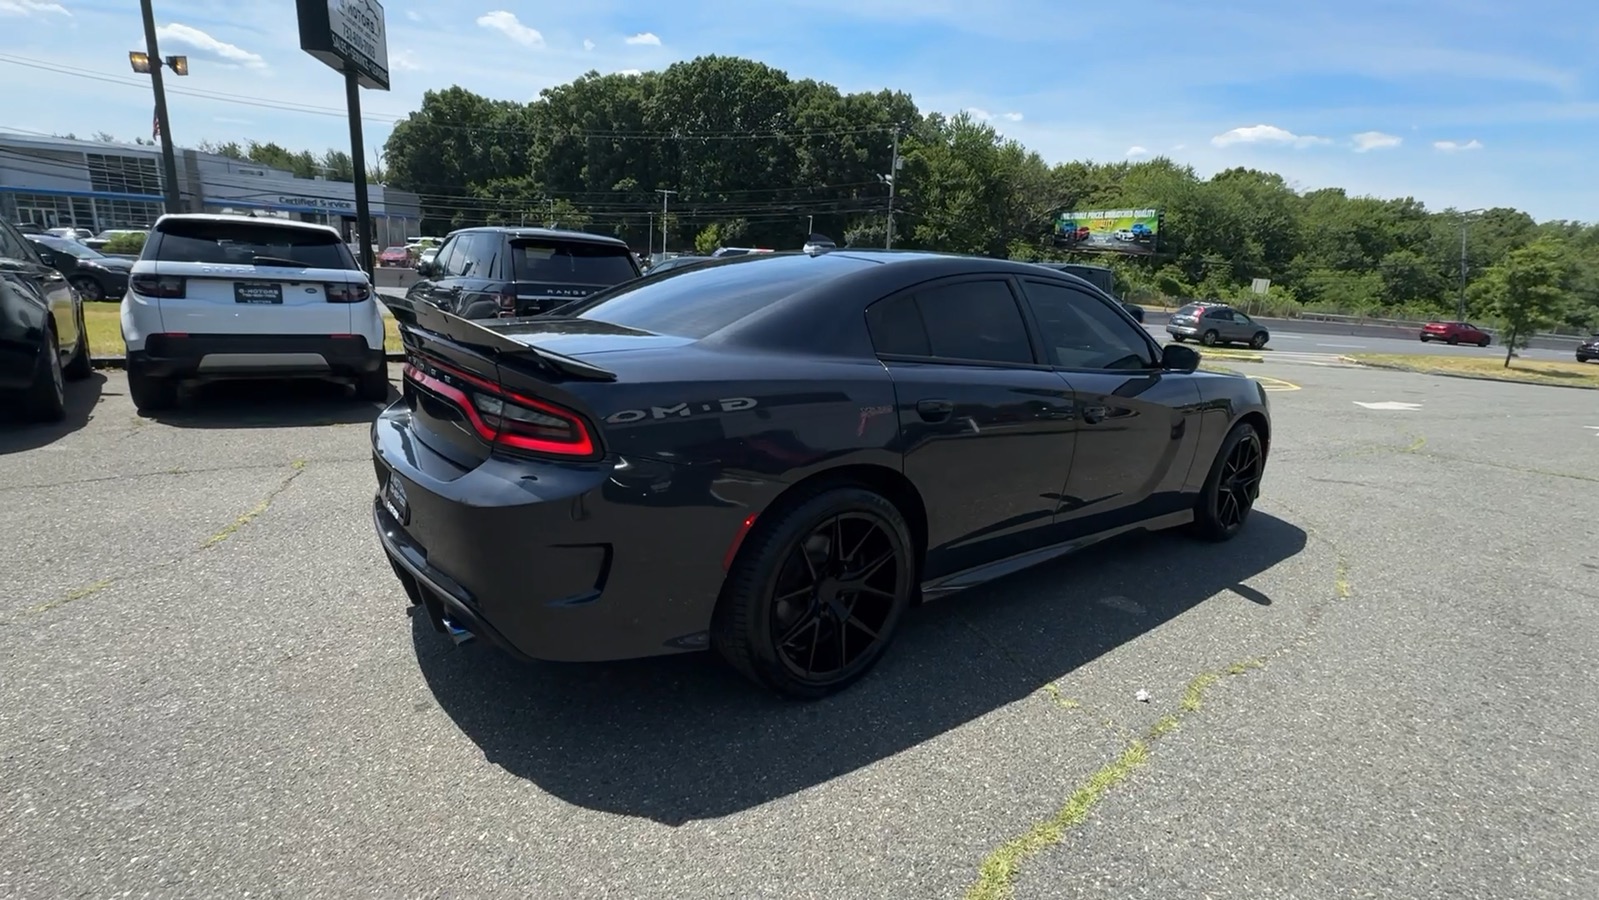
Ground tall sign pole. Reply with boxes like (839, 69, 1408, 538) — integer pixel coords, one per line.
(296, 0, 390, 277)
(137, 0, 183, 214)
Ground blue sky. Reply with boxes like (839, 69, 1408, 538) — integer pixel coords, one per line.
(2, 0, 1593, 221)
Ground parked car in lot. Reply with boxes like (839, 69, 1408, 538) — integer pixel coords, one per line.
(377, 245, 413, 268)
(1166, 301, 1271, 348)
(373, 250, 1272, 698)
(0, 219, 92, 421)
(1577, 334, 1599, 363)
(641, 253, 713, 276)
(1420, 321, 1491, 347)
(1029, 262, 1145, 322)
(46, 226, 95, 242)
(404, 226, 642, 319)
(25, 233, 132, 301)
(120, 214, 389, 412)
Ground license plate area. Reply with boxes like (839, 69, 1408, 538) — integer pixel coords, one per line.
(383, 473, 410, 525)
(234, 281, 284, 304)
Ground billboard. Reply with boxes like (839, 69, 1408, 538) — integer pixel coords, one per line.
(297, 0, 390, 91)
(1053, 208, 1159, 255)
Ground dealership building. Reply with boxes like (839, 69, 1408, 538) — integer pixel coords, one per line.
(0, 131, 422, 247)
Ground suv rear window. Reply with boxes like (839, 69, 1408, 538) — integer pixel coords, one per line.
(509, 238, 638, 286)
(1176, 304, 1203, 316)
(151, 219, 356, 269)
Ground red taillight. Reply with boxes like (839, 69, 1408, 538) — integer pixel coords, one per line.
(402, 359, 596, 458)
(325, 282, 372, 303)
(496, 292, 517, 317)
(131, 273, 186, 298)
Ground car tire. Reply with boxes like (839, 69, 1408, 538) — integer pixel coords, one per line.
(1200, 330, 1219, 346)
(64, 306, 93, 381)
(356, 367, 390, 402)
(1419, 335, 1430, 342)
(1188, 422, 1265, 543)
(127, 364, 177, 413)
(22, 325, 67, 423)
(1478, 339, 1490, 348)
(712, 485, 916, 700)
(1447, 336, 1459, 345)
(69, 275, 104, 302)
(1170, 334, 1185, 343)
(1249, 332, 1268, 350)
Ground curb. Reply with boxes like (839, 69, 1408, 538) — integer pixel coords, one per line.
(1198, 352, 1265, 364)
(92, 351, 408, 371)
(1337, 356, 1599, 391)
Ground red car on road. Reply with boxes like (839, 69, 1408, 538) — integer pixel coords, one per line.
(1420, 321, 1491, 347)
(377, 246, 412, 268)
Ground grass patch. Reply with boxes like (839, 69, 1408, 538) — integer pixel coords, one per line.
(1348, 353, 1599, 388)
(81, 304, 403, 357)
(1198, 349, 1265, 363)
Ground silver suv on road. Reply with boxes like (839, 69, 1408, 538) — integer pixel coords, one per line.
(1166, 301, 1271, 349)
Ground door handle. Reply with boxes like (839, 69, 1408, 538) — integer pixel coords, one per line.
(916, 398, 954, 422)
(1081, 404, 1108, 424)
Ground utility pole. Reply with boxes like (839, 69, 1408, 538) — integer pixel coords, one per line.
(1457, 208, 1485, 321)
(647, 212, 654, 259)
(656, 189, 677, 255)
(546, 198, 555, 228)
(885, 126, 900, 249)
(137, 0, 184, 214)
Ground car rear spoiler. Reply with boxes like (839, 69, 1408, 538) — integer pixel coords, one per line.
(387, 295, 617, 383)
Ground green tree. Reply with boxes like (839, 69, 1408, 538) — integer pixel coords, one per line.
(1468, 238, 1573, 366)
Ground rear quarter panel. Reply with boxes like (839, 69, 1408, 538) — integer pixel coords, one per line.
(1187, 370, 1272, 488)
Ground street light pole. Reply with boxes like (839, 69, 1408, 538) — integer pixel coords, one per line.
(138, 0, 183, 214)
(656, 189, 677, 255)
(884, 126, 900, 249)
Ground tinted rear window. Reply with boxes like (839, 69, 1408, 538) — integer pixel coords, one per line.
(1176, 304, 1202, 316)
(152, 220, 354, 268)
(568, 253, 875, 339)
(510, 238, 637, 286)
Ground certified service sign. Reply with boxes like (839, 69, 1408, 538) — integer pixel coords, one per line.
(296, 0, 390, 91)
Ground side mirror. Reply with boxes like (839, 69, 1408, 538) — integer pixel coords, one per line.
(1161, 343, 1200, 373)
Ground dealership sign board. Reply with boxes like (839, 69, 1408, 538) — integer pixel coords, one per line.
(296, 0, 390, 91)
(1053, 208, 1160, 255)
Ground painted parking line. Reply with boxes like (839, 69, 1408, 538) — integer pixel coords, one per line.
(1249, 374, 1301, 392)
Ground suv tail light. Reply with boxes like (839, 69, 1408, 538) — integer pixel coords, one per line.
(325, 282, 371, 303)
(131, 274, 186, 298)
(402, 358, 597, 458)
(496, 291, 516, 317)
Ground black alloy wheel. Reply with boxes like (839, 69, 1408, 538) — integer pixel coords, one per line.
(714, 486, 915, 698)
(70, 275, 104, 301)
(1190, 423, 1265, 542)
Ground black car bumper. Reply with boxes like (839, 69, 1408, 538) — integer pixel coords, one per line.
(128, 333, 386, 380)
(369, 404, 744, 662)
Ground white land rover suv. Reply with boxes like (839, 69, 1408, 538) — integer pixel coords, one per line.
(120, 214, 388, 411)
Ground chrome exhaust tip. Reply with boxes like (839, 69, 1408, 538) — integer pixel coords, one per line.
(441, 617, 476, 646)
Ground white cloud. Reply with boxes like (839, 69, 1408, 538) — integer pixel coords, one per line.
(1352, 130, 1402, 152)
(391, 49, 422, 72)
(964, 107, 992, 120)
(1433, 139, 1484, 152)
(583, 38, 595, 51)
(1125, 145, 1149, 157)
(476, 11, 545, 48)
(1211, 124, 1331, 149)
(405, 9, 421, 21)
(0, 0, 67, 15)
(156, 23, 266, 70)
(624, 32, 661, 46)
(1000, 111, 1023, 122)
(616, 68, 642, 77)
(1171, 143, 1187, 151)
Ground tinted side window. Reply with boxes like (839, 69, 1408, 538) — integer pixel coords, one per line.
(442, 235, 474, 278)
(455, 233, 493, 278)
(1022, 280, 1155, 370)
(0, 222, 36, 262)
(915, 279, 1034, 366)
(865, 294, 931, 356)
(432, 236, 461, 276)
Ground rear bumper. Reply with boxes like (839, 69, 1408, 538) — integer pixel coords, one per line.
(369, 404, 748, 663)
(128, 333, 386, 380)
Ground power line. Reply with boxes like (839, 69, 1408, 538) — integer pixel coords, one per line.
(0, 53, 898, 142)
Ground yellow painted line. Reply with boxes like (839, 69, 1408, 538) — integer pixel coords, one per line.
(1249, 374, 1301, 392)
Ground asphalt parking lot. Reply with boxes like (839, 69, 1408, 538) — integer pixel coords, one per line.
(2, 360, 1595, 899)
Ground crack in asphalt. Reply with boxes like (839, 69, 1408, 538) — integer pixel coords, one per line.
(963, 501, 1356, 900)
(15, 460, 310, 620)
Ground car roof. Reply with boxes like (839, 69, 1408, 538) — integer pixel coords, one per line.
(150, 213, 342, 238)
(450, 226, 628, 247)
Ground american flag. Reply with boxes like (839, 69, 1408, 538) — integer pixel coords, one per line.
(152, 109, 160, 142)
